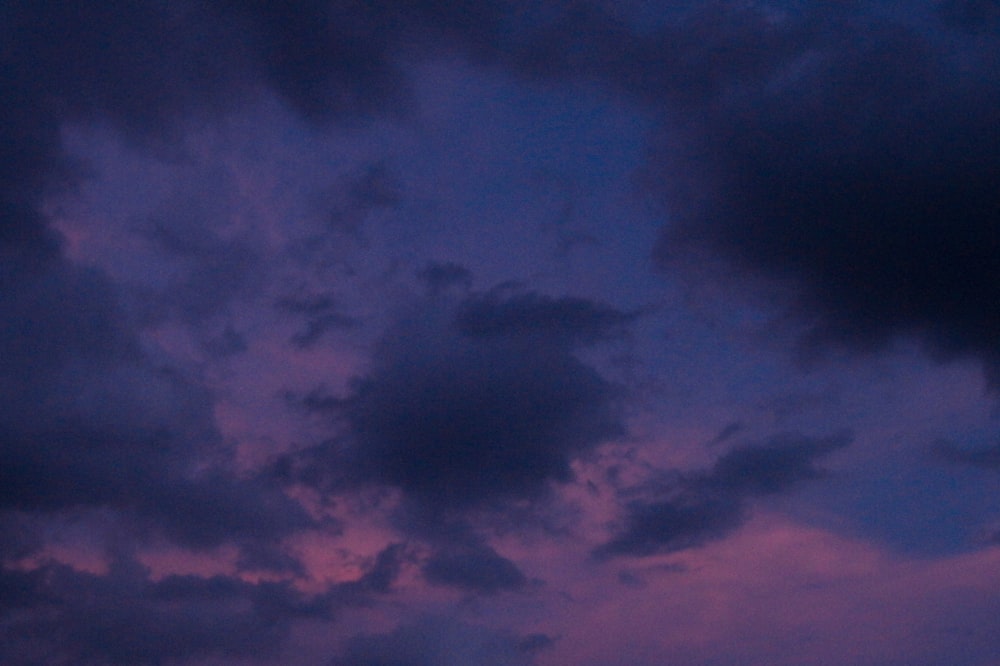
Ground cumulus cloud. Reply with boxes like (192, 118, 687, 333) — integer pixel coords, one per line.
(287, 287, 629, 513)
(597, 432, 851, 558)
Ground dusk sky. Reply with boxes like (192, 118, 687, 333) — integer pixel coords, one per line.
(3, 1, 1000, 664)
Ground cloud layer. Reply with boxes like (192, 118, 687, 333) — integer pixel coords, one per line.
(3, 1, 999, 665)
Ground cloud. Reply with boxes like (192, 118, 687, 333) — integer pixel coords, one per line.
(288, 287, 628, 512)
(516, 633, 556, 654)
(422, 541, 527, 594)
(597, 432, 851, 558)
(0, 560, 316, 665)
(337, 542, 410, 596)
(360, 0, 1000, 387)
(0, 542, 406, 666)
(328, 616, 542, 666)
(455, 286, 637, 344)
(5, 3, 995, 664)
(0, 257, 313, 552)
(705, 431, 848, 495)
(214, 0, 403, 121)
(641, 3, 1000, 383)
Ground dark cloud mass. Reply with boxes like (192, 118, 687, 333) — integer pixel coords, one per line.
(0, 3, 391, 661)
(0, 254, 312, 549)
(0, 560, 312, 665)
(455, 287, 637, 344)
(597, 432, 851, 558)
(422, 541, 527, 594)
(0, 545, 405, 666)
(292, 288, 628, 511)
(648, 3, 1000, 382)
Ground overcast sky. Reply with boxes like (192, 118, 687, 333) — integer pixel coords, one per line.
(3, 1, 1000, 664)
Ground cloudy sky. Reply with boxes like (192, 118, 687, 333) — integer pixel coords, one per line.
(3, 1, 1000, 664)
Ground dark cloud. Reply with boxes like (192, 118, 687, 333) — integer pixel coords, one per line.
(343, 542, 410, 595)
(643, 4, 1000, 383)
(596, 432, 850, 558)
(0, 560, 316, 665)
(0, 0, 394, 583)
(455, 286, 637, 345)
(516, 633, 556, 654)
(0, 260, 132, 375)
(6, 2, 994, 663)
(0, 544, 405, 666)
(329, 617, 540, 666)
(0, 417, 313, 550)
(288, 288, 628, 512)
(597, 492, 744, 559)
(136, 472, 315, 551)
(0, 259, 312, 550)
(2, 0, 572, 558)
(422, 541, 527, 594)
(0, 0, 262, 539)
(2, 2, 242, 144)
(514, 1, 812, 111)
(705, 431, 848, 495)
(212, 0, 403, 121)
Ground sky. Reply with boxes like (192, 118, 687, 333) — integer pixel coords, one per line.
(2, 1, 1000, 664)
